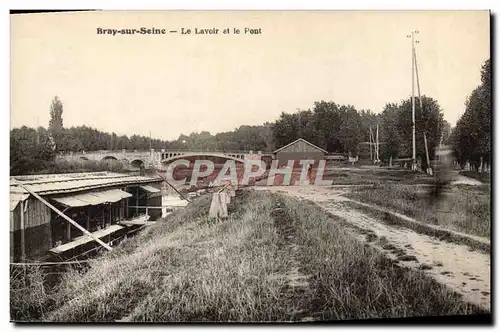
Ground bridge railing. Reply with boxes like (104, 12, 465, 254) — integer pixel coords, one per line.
(58, 149, 272, 155)
(163, 149, 265, 154)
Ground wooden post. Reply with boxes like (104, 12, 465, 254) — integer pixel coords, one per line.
(125, 192, 129, 219)
(20, 201, 25, 261)
(369, 126, 373, 162)
(424, 132, 431, 174)
(136, 187, 139, 216)
(66, 219, 71, 241)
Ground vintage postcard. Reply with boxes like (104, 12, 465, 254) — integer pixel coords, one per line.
(9, 10, 491, 323)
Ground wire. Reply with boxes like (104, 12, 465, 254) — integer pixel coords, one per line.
(10, 259, 97, 266)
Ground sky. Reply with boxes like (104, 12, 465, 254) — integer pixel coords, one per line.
(10, 10, 490, 141)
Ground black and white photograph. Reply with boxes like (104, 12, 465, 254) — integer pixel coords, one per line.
(8, 9, 492, 323)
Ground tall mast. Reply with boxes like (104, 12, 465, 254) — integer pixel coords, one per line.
(36, 116, 40, 145)
(149, 130, 152, 154)
(411, 32, 416, 170)
(407, 30, 419, 171)
(369, 126, 373, 162)
(413, 35, 431, 175)
(414, 45, 423, 110)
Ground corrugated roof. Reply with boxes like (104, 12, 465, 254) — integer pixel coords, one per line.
(140, 185, 161, 194)
(52, 189, 133, 207)
(10, 172, 162, 196)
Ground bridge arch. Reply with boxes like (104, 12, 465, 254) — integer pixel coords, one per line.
(160, 153, 249, 185)
(101, 156, 118, 162)
(130, 159, 145, 169)
(161, 153, 245, 166)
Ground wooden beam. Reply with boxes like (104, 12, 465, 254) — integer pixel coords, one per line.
(20, 200, 25, 261)
(424, 132, 432, 175)
(136, 187, 139, 216)
(66, 219, 71, 241)
(154, 170, 191, 202)
(11, 179, 112, 251)
(127, 205, 164, 209)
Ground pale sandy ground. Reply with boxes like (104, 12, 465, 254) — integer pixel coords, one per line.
(254, 185, 491, 311)
(450, 174, 483, 186)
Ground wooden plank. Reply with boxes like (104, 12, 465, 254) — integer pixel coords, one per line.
(20, 201, 25, 260)
(11, 179, 112, 251)
(119, 214, 151, 226)
(50, 224, 124, 254)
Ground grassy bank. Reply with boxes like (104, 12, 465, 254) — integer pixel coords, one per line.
(12, 190, 487, 322)
(345, 184, 490, 238)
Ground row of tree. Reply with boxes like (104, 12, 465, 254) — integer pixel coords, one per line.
(10, 95, 277, 174)
(10, 96, 446, 174)
(272, 104, 378, 153)
(451, 59, 491, 171)
(15, 58, 492, 176)
(272, 96, 447, 169)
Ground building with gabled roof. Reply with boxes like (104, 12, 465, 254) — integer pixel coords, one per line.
(273, 138, 327, 167)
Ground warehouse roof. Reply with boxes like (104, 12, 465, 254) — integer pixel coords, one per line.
(10, 171, 162, 196)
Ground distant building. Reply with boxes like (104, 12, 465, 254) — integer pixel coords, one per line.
(273, 138, 327, 167)
(10, 172, 163, 262)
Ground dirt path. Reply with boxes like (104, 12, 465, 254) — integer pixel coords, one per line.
(268, 202, 315, 322)
(254, 185, 491, 311)
(451, 174, 483, 186)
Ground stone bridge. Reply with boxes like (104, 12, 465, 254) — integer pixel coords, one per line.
(57, 149, 273, 169)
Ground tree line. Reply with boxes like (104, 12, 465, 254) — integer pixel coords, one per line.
(451, 59, 491, 171)
(272, 96, 447, 169)
(13, 58, 492, 177)
(10, 96, 447, 174)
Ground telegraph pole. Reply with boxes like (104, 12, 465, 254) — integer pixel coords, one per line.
(149, 130, 152, 155)
(36, 116, 40, 145)
(413, 36, 431, 175)
(407, 30, 419, 171)
(296, 108, 302, 138)
(369, 126, 373, 162)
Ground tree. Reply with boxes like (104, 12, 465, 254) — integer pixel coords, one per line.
(271, 101, 379, 155)
(379, 103, 402, 160)
(48, 96, 64, 152)
(10, 126, 55, 175)
(396, 96, 444, 169)
(452, 59, 491, 170)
